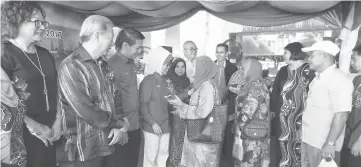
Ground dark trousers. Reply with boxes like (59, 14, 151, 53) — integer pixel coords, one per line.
(342, 148, 361, 167)
(23, 128, 57, 167)
(1, 163, 19, 167)
(220, 121, 235, 167)
(59, 156, 108, 167)
(106, 129, 141, 167)
(269, 136, 281, 167)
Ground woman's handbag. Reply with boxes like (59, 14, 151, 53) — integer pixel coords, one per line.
(241, 117, 270, 140)
(240, 82, 270, 140)
(186, 82, 228, 144)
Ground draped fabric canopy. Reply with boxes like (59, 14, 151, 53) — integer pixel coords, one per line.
(44, 1, 356, 32)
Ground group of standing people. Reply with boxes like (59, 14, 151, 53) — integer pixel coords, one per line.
(270, 41, 361, 167)
(1, 1, 361, 167)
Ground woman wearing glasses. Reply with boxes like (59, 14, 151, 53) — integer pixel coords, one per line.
(1, 2, 61, 167)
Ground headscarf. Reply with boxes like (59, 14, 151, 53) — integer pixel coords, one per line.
(193, 56, 218, 90)
(165, 58, 190, 90)
(242, 58, 263, 82)
(143, 46, 172, 76)
(1, 67, 18, 107)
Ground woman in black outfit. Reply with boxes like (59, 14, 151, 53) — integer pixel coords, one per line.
(1, 2, 61, 167)
(164, 58, 191, 167)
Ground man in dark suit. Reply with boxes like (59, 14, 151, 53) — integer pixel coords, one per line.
(214, 43, 238, 167)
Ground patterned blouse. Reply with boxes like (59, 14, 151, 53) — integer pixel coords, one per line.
(1, 100, 27, 167)
(346, 75, 361, 148)
(236, 79, 270, 167)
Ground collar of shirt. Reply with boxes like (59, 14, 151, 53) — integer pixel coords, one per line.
(116, 52, 134, 64)
(77, 46, 96, 63)
(216, 60, 226, 68)
(315, 64, 336, 79)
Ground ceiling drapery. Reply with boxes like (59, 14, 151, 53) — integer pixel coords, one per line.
(44, 1, 356, 32)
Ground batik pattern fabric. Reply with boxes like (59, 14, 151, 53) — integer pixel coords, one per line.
(278, 63, 313, 167)
(345, 75, 361, 148)
(179, 81, 221, 167)
(228, 68, 246, 94)
(166, 76, 192, 167)
(1, 100, 27, 167)
(235, 79, 270, 167)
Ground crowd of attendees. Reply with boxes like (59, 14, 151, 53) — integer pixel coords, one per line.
(1, 1, 361, 167)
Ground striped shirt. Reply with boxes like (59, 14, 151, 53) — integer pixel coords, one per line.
(58, 47, 124, 162)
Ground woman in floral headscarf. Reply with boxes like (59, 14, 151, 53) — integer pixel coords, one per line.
(235, 58, 270, 167)
(169, 56, 222, 167)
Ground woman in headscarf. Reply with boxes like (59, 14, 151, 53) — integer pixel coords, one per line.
(168, 56, 221, 167)
(235, 58, 270, 167)
(164, 58, 191, 167)
(1, 2, 60, 167)
(228, 61, 246, 95)
(273, 42, 314, 167)
(1, 66, 27, 167)
(139, 46, 173, 167)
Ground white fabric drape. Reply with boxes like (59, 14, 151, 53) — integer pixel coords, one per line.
(143, 47, 171, 77)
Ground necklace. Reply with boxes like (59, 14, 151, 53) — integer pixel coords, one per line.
(11, 40, 50, 111)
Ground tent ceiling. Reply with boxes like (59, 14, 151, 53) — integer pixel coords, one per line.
(40, 1, 360, 32)
(50, 1, 340, 17)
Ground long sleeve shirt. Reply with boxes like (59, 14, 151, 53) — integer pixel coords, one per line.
(107, 53, 140, 131)
(58, 47, 124, 162)
(139, 73, 170, 133)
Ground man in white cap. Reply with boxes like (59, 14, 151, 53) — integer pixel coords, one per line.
(301, 40, 354, 167)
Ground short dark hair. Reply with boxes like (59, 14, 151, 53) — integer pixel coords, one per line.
(115, 28, 145, 50)
(353, 45, 361, 56)
(284, 42, 306, 61)
(1, 1, 46, 39)
(216, 43, 228, 52)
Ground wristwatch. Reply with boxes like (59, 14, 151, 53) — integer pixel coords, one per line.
(327, 141, 335, 146)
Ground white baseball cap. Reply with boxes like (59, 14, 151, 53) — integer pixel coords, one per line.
(301, 40, 340, 56)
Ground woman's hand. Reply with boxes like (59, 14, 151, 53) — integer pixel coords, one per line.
(351, 137, 361, 157)
(50, 118, 62, 142)
(188, 88, 194, 95)
(24, 116, 54, 147)
(152, 123, 162, 135)
(168, 96, 183, 107)
(170, 108, 182, 116)
(27, 123, 54, 147)
(229, 85, 241, 94)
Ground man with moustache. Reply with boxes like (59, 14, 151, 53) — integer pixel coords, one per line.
(301, 41, 353, 167)
(58, 15, 127, 167)
(106, 28, 145, 167)
(214, 43, 238, 167)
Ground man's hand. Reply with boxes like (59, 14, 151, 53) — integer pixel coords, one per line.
(321, 143, 336, 159)
(351, 138, 361, 157)
(108, 128, 126, 145)
(152, 123, 162, 135)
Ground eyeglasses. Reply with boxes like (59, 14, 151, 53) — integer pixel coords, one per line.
(184, 48, 198, 52)
(30, 20, 49, 28)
